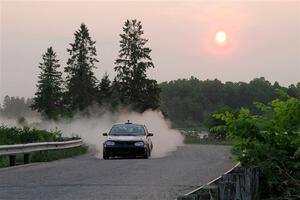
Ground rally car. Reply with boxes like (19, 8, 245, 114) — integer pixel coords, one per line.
(102, 121, 153, 159)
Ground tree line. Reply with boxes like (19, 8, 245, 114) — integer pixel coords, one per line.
(30, 20, 160, 119)
(0, 96, 36, 118)
(2, 77, 299, 127)
(160, 76, 300, 128)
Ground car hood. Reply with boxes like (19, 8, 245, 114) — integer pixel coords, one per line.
(107, 135, 146, 142)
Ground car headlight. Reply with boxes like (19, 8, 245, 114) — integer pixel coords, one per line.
(134, 141, 144, 147)
(105, 141, 115, 146)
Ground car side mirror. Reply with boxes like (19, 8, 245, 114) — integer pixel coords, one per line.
(102, 133, 108, 136)
(148, 133, 154, 137)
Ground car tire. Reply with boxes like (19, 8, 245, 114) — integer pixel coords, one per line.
(103, 152, 109, 160)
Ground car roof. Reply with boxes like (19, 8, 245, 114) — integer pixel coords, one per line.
(112, 122, 144, 127)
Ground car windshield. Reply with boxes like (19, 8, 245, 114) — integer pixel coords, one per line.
(109, 124, 145, 136)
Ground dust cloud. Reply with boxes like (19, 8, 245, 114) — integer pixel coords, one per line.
(0, 110, 184, 158)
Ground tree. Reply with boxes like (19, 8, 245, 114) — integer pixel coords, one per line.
(64, 23, 99, 111)
(2, 96, 36, 118)
(287, 83, 300, 98)
(114, 19, 160, 112)
(98, 73, 111, 106)
(31, 47, 63, 119)
(206, 106, 237, 140)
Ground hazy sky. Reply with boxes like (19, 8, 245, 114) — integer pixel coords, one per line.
(1, 0, 299, 100)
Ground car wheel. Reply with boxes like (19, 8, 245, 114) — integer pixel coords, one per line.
(103, 152, 109, 160)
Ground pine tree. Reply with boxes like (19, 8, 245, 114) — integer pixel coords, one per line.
(109, 80, 122, 110)
(31, 47, 63, 119)
(64, 23, 99, 111)
(114, 19, 160, 111)
(98, 73, 111, 106)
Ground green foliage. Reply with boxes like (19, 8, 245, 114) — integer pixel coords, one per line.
(0, 156, 8, 168)
(206, 106, 238, 140)
(64, 23, 99, 112)
(31, 47, 64, 119)
(160, 77, 293, 128)
(160, 77, 205, 127)
(98, 73, 112, 106)
(287, 84, 300, 99)
(0, 126, 62, 145)
(114, 19, 160, 112)
(213, 96, 300, 198)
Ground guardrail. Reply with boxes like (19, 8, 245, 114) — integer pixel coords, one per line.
(182, 162, 241, 198)
(177, 162, 260, 200)
(0, 139, 83, 166)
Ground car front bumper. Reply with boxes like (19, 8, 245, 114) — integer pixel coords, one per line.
(103, 146, 146, 157)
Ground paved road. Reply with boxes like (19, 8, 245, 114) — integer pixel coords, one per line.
(0, 145, 233, 200)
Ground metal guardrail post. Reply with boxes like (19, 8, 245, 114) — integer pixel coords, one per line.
(24, 154, 30, 164)
(9, 155, 16, 166)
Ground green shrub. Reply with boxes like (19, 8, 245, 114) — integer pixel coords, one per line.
(0, 126, 62, 145)
(213, 96, 300, 198)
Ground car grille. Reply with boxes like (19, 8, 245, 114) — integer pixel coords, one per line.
(114, 141, 136, 147)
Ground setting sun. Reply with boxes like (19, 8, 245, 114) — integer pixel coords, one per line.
(215, 31, 227, 44)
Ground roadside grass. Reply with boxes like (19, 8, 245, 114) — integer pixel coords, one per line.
(0, 157, 8, 168)
(0, 146, 88, 168)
